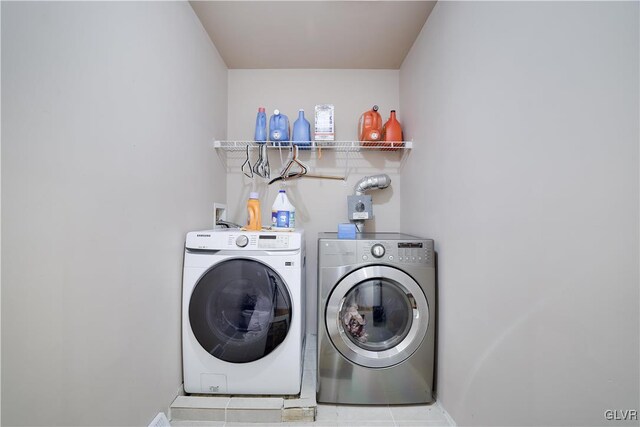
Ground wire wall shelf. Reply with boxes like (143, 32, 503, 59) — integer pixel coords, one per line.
(213, 140, 412, 152)
(213, 139, 413, 179)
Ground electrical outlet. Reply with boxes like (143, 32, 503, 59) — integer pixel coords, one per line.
(347, 195, 373, 220)
(214, 203, 227, 229)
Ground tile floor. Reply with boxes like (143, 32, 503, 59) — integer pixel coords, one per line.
(171, 334, 453, 426)
(172, 402, 453, 427)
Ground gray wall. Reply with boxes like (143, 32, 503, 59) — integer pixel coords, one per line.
(400, 2, 639, 425)
(226, 69, 403, 334)
(1, 2, 227, 425)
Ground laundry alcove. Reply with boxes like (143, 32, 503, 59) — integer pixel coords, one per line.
(2, 1, 637, 426)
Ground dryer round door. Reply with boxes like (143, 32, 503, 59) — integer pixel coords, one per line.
(325, 265, 429, 368)
(189, 258, 292, 363)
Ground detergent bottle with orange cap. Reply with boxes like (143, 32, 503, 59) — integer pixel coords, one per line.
(382, 110, 404, 151)
(358, 105, 383, 146)
(246, 192, 262, 231)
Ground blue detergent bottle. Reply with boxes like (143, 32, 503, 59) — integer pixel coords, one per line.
(269, 109, 290, 146)
(292, 109, 311, 149)
(254, 107, 267, 142)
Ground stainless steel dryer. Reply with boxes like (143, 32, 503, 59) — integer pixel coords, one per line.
(317, 233, 435, 405)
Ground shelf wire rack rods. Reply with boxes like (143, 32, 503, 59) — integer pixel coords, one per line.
(214, 140, 413, 152)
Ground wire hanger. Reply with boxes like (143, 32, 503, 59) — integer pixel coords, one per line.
(253, 144, 270, 179)
(268, 145, 345, 185)
(241, 144, 253, 178)
(280, 145, 308, 179)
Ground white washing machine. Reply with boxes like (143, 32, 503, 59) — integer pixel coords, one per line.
(182, 229, 305, 395)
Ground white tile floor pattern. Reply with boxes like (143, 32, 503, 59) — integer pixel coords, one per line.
(171, 335, 453, 427)
(171, 402, 452, 427)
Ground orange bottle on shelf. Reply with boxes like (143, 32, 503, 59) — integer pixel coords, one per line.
(358, 105, 383, 146)
(382, 110, 404, 151)
(246, 192, 262, 231)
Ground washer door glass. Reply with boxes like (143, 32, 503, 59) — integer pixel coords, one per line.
(189, 258, 292, 363)
(326, 265, 429, 368)
(340, 279, 413, 352)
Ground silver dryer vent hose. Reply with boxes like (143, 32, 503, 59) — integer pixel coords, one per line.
(354, 174, 392, 196)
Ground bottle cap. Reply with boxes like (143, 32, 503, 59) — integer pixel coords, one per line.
(250, 192, 259, 199)
(274, 109, 280, 115)
(372, 105, 379, 112)
(299, 109, 304, 112)
(391, 109, 396, 113)
(279, 190, 285, 193)
(258, 107, 265, 112)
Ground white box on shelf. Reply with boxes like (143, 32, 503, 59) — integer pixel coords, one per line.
(314, 104, 335, 141)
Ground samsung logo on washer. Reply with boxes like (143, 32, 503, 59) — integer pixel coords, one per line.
(197, 234, 211, 238)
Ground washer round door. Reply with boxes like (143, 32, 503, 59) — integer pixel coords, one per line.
(189, 258, 292, 363)
(325, 265, 429, 368)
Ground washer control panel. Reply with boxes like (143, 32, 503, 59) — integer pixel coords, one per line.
(257, 234, 290, 249)
(371, 243, 385, 258)
(235, 235, 249, 247)
(357, 240, 434, 267)
(228, 233, 290, 249)
(185, 230, 303, 251)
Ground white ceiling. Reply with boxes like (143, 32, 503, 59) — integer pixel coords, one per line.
(190, 1, 436, 69)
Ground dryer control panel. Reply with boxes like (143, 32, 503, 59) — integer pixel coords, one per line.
(357, 240, 434, 267)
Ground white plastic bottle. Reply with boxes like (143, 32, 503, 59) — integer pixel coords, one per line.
(271, 190, 296, 230)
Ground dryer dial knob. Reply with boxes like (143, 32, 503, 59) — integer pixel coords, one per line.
(371, 244, 385, 258)
(236, 235, 249, 248)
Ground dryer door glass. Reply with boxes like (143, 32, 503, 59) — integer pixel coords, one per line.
(339, 279, 413, 352)
(325, 265, 429, 368)
(189, 258, 292, 363)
